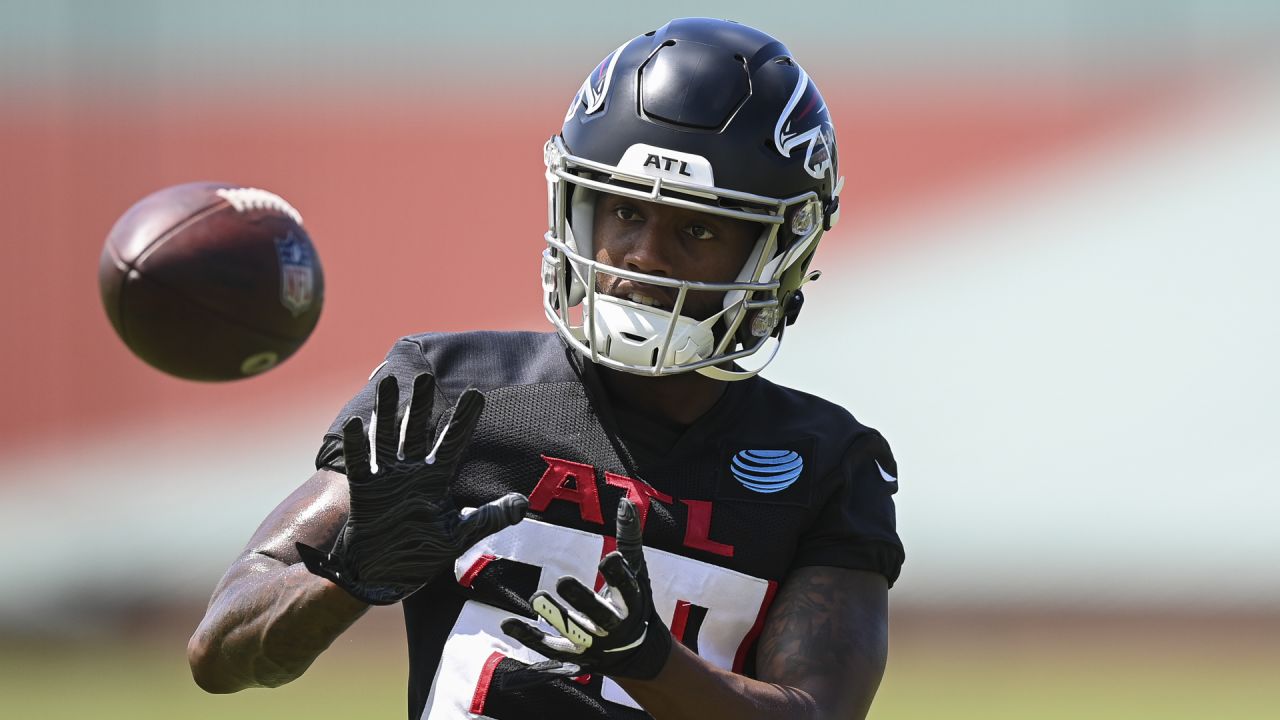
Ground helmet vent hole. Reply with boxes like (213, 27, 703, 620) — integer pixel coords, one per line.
(644, 30, 656, 37)
(775, 56, 794, 66)
(621, 332, 645, 343)
(650, 348, 660, 365)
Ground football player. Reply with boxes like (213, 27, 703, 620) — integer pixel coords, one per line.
(189, 17, 903, 720)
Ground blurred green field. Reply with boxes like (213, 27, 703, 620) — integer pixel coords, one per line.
(0, 633, 406, 720)
(2, 609, 1277, 719)
(878, 638, 1280, 720)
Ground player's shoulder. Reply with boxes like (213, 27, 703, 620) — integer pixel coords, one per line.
(747, 373, 886, 448)
(389, 330, 577, 395)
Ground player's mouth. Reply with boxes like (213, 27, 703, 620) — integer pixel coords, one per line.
(625, 292, 665, 309)
(606, 281, 675, 312)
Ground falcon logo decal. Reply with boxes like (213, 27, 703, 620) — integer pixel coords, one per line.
(565, 39, 633, 121)
(773, 66, 835, 182)
(730, 450, 804, 493)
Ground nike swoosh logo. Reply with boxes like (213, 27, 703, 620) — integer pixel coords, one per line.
(875, 460, 897, 483)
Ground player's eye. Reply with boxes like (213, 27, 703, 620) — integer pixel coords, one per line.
(687, 224, 715, 241)
(613, 205, 640, 222)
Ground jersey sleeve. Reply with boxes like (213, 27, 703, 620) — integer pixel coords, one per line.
(314, 338, 439, 474)
(791, 431, 905, 586)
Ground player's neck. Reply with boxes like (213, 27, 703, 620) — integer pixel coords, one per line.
(597, 367, 728, 427)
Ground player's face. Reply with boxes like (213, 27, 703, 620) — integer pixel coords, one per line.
(593, 194, 759, 321)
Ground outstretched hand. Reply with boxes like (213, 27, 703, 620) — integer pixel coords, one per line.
(501, 498, 672, 682)
(298, 373, 527, 605)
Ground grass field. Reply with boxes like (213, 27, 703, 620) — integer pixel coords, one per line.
(1, 608, 1276, 719)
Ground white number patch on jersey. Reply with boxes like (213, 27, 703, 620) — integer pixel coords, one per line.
(420, 515, 776, 718)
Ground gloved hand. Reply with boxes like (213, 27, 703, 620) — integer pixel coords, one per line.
(297, 373, 527, 605)
(501, 498, 672, 681)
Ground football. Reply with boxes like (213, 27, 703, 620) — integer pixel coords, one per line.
(99, 182, 324, 381)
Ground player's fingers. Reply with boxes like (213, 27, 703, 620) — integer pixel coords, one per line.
(556, 575, 623, 631)
(400, 373, 437, 461)
(372, 375, 401, 470)
(531, 592, 598, 649)
(341, 416, 372, 480)
(500, 617, 583, 661)
(598, 552, 641, 618)
(613, 498, 645, 571)
(427, 389, 485, 469)
(456, 493, 528, 549)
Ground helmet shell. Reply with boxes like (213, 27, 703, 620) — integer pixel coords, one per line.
(561, 17, 839, 217)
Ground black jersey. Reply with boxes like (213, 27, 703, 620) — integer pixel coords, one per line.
(316, 331, 903, 720)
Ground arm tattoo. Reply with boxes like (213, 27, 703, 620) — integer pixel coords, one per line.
(756, 567, 888, 695)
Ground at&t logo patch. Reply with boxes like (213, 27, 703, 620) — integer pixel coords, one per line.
(730, 450, 804, 494)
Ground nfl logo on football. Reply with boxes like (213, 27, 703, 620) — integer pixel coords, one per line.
(275, 231, 315, 317)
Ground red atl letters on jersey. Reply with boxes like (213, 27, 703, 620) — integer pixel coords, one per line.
(527, 455, 735, 558)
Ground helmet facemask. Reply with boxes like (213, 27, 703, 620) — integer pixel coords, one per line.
(542, 136, 826, 381)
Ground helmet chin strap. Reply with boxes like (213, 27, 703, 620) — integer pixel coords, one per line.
(695, 328, 784, 382)
(697, 265, 818, 381)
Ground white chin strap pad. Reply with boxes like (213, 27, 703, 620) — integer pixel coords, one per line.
(590, 296, 715, 370)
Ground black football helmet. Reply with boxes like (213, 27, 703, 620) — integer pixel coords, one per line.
(542, 17, 840, 380)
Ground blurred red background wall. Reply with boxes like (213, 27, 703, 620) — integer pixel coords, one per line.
(1, 77, 1197, 457)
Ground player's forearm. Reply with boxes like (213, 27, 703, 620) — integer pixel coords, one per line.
(617, 642, 827, 720)
(188, 557, 369, 693)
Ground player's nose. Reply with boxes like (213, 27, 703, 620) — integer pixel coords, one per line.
(621, 219, 676, 278)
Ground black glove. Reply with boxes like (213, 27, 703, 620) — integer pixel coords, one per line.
(297, 373, 528, 605)
(501, 498, 672, 681)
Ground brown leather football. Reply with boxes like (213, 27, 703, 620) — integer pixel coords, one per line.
(99, 182, 324, 381)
